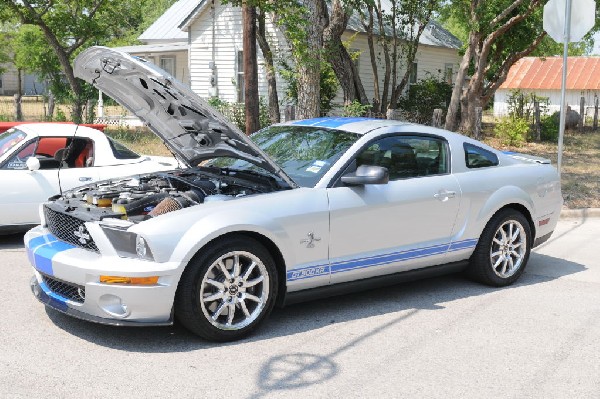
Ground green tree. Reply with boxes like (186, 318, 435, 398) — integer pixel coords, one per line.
(0, 0, 146, 122)
(442, 0, 599, 135)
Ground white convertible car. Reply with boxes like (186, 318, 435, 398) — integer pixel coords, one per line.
(0, 123, 178, 233)
(25, 47, 562, 341)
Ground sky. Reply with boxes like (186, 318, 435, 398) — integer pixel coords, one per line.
(593, 32, 600, 54)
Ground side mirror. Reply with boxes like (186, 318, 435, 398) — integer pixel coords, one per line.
(341, 165, 389, 186)
(26, 157, 41, 171)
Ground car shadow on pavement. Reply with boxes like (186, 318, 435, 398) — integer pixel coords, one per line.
(0, 233, 25, 250)
(44, 252, 585, 358)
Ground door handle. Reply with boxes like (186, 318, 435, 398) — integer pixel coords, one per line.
(79, 177, 93, 182)
(434, 190, 456, 201)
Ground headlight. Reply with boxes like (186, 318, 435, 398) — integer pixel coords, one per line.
(102, 227, 154, 261)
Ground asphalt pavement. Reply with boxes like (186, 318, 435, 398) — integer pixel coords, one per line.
(1, 216, 599, 398)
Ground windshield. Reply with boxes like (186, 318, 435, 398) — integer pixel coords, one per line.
(0, 129, 27, 158)
(211, 126, 360, 187)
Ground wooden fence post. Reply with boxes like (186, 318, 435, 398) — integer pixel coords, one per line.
(474, 107, 482, 139)
(386, 108, 403, 120)
(579, 96, 585, 132)
(593, 95, 598, 131)
(534, 100, 541, 141)
(13, 93, 23, 121)
(432, 109, 443, 127)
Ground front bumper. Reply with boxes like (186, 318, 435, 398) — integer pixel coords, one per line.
(30, 276, 172, 327)
(26, 226, 181, 326)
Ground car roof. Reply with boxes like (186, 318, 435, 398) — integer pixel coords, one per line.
(280, 117, 410, 134)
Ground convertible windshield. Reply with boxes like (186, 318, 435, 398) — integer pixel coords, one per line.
(212, 126, 360, 187)
(0, 129, 27, 158)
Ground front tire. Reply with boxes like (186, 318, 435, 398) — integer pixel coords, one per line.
(467, 209, 532, 287)
(175, 236, 278, 341)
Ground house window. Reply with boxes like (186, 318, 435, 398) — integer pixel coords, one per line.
(0, 74, 3, 89)
(444, 63, 454, 84)
(159, 56, 175, 76)
(236, 50, 244, 103)
(409, 62, 418, 84)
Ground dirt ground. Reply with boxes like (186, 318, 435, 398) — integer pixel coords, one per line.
(484, 129, 600, 209)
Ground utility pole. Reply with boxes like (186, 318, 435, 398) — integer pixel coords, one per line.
(243, 2, 260, 135)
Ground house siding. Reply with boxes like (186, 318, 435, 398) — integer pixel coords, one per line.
(494, 88, 600, 118)
(188, 1, 461, 116)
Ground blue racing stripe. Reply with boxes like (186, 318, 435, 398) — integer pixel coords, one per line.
(287, 239, 478, 281)
(39, 281, 69, 311)
(291, 117, 378, 129)
(330, 243, 450, 274)
(29, 234, 76, 276)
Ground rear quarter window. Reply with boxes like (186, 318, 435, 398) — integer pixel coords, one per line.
(464, 143, 499, 168)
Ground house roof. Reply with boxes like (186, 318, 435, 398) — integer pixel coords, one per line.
(346, 0, 461, 49)
(500, 57, 600, 90)
(139, 0, 200, 43)
(112, 43, 189, 54)
(176, 0, 461, 50)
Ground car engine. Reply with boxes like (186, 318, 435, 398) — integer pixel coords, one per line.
(45, 166, 282, 224)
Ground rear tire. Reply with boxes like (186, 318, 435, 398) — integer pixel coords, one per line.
(466, 209, 532, 287)
(175, 236, 278, 341)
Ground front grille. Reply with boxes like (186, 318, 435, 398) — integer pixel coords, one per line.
(44, 206, 99, 252)
(41, 274, 85, 304)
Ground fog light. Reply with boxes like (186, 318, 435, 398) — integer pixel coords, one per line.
(100, 276, 159, 285)
(98, 294, 130, 318)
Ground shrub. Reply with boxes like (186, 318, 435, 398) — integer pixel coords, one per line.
(540, 115, 559, 142)
(494, 117, 529, 147)
(396, 74, 452, 125)
(207, 97, 271, 132)
(343, 100, 371, 117)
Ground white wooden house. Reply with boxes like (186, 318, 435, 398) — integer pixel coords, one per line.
(117, 0, 462, 115)
(494, 57, 600, 118)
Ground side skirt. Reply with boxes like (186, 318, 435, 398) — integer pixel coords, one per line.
(281, 260, 469, 307)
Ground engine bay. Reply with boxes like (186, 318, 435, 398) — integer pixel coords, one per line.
(46, 166, 282, 223)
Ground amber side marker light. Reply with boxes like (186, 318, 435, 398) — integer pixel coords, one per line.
(100, 276, 159, 285)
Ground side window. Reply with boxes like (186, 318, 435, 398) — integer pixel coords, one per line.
(464, 143, 499, 168)
(53, 137, 95, 168)
(2, 141, 37, 170)
(356, 135, 448, 180)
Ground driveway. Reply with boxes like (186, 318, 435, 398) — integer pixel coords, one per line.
(1, 216, 599, 398)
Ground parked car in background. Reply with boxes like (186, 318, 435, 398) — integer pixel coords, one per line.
(25, 47, 563, 341)
(0, 123, 179, 233)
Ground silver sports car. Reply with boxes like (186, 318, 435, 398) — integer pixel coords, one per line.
(25, 47, 562, 341)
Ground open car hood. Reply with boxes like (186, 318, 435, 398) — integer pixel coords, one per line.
(74, 46, 297, 188)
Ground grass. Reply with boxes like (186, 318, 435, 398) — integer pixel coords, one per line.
(104, 126, 173, 156)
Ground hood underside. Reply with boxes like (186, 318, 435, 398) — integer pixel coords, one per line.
(74, 46, 296, 187)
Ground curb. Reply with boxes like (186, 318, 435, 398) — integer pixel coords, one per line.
(560, 208, 600, 219)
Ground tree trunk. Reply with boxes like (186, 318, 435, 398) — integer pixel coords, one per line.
(293, 0, 326, 119)
(14, 93, 23, 121)
(256, 10, 280, 124)
(243, 3, 260, 134)
(445, 32, 477, 131)
(364, 5, 380, 113)
(323, 0, 368, 106)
